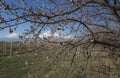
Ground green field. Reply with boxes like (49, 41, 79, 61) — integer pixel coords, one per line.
(0, 42, 120, 78)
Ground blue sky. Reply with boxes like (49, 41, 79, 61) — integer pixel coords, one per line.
(0, 22, 30, 38)
(0, 0, 47, 40)
(0, 0, 119, 41)
(0, 0, 73, 41)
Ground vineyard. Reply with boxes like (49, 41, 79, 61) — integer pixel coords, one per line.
(0, 42, 120, 78)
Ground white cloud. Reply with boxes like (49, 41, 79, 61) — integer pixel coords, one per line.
(43, 31, 53, 37)
(8, 33, 18, 38)
(39, 31, 72, 39)
(39, 31, 55, 38)
(54, 33, 59, 37)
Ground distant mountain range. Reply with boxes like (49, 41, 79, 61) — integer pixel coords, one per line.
(0, 31, 74, 42)
(0, 38, 22, 42)
(0, 37, 73, 42)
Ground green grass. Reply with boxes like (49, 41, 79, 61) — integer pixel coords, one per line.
(0, 43, 67, 78)
(0, 42, 120, 78)
(0, 56, 28, 78)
